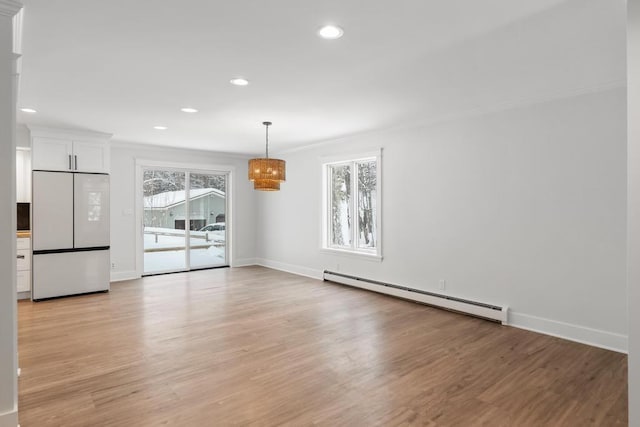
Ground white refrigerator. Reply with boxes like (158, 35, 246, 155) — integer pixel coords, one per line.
(32, 171, 110, 300)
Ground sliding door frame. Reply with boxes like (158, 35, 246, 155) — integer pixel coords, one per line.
(134, 159, 235, 278)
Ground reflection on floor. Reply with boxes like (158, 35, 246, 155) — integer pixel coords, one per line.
(17, 266, 628, 425)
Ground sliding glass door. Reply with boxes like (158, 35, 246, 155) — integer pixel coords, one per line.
(143, 168, 228, 275)
(143, 169, 187, 274)
(189, 173, 227, 269)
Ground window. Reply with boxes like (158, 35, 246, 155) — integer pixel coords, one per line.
(322, 151, 381, 258)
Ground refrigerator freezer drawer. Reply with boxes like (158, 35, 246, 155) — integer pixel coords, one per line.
(32, 250, 110, 300)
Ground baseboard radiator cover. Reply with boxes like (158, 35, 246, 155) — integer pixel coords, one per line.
(323, 271, 508, 324)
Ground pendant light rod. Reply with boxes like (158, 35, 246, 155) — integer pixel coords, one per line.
(263, 121, 272, 158)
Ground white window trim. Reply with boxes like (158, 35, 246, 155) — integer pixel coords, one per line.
(321, 149, 382, 261)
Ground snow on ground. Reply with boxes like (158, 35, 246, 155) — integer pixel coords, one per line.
(144, 246, 225, 273)
(144, 228, 226, 273)
(144, 228, 224, 249)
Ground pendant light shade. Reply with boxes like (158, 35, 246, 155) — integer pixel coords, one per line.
(248, 122, 286, 191)
(248, 158, 286, 190)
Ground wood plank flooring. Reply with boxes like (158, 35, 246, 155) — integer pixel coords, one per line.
(18, 266, 627, 426)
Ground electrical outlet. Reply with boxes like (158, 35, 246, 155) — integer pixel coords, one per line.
(111, 262, 116, 270)
(438, 279, 446, 290)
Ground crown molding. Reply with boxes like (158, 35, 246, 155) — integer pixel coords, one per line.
(277, 79, 626, 156)
(12, 7, 22, 53)
(28, 125, 113, 141)
(0, 0, 22, 17)
(110, 139, 253, 160)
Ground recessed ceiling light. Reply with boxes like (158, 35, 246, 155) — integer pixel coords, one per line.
(318, 25, 344, 40)
(230, 77, 249, 86)
(153, 126, 168, 130)
(20, 108, 37, 113)
(181, 107, 198, 113)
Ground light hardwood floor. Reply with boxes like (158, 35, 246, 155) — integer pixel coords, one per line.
(18, 266, 627, 426)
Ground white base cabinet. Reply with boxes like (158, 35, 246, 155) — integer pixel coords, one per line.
(17, 237, 31, 296)
(17, 270, 31, 294)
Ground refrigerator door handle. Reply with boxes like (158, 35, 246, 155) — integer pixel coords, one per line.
(68, 154, 72, 170)
(74, 155, 78, 171)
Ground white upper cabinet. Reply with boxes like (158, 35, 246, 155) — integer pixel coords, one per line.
(70, 140, 110, 173)
(31, 137, 73, 171)
(29, 127, 112, 174)
(16, 149, 31, 203)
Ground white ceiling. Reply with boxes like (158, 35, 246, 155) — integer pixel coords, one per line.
(16, 0, 623, 154)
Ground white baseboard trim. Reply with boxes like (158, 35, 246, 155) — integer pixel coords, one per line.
(110, 270, 139, 282)
(254, 258, 324, 280)
(0, 408, 17, 427)
(232, 258, 258, 267)
(508, 311, 628, 354)
(237, 259, 630, 354)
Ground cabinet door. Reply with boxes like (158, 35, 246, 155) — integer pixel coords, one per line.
(16, 150, 32, 203)
(31, 137, 73, 171)
(72, 140, 110, 173)
(17, 238, 31, 250)
(17, 270, 31, 293)
(16, 249, 31, 270)
(16, 150, 26, 202)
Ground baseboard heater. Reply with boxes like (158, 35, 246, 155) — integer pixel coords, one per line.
(323, 271, 508, 324)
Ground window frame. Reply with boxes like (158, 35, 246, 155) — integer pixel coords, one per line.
(321, 149, 382, 260)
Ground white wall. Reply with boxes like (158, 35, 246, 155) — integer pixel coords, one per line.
(15, 123, 28, 148)
(628, 0, 640, 423)
(257, 86, 628, 351)
(0, 4, 20, 427)
(256, 0, 628, 353)
(355, 0, 625, 134)
(109, 142, 257, 281)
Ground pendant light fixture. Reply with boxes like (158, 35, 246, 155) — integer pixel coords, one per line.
(248, 121, 286, 191)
